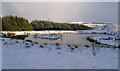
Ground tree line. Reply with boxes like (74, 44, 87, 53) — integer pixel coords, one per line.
(2, 15, 92, 31)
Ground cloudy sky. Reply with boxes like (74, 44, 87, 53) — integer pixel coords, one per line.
(2, 2, 118, 23)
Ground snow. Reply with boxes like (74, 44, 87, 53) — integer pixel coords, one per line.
(76, 30, 119, 47)
(77, 30, 118, 35)
(1, 30, 119, 47)
(1, 30, 118, 36)
(1, 31, 77, 36)
(77, 30, 108, 34)
(37, 34, 61, 40)
(100, 24, 116, 31)
(1, 30, 119, 69)
(68, 22, 107, 28)
(2, 38, 118, 69)
(92, 24, 117, 31)
(91, 35, 119, 47)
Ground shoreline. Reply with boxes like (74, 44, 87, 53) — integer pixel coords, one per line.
(1, 30, 119, 48)
(1, 30, 77, 36)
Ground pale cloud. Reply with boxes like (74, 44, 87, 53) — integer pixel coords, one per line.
(2, 2, 118, 23)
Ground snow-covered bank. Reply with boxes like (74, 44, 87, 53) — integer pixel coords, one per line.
(1, 31, 77, 36)
(77, 30, 108, 34)
(1, 30, 118, 35)
(37, 34, 61, 40)
(77, 30, 118, 35)
(90, 35, 119, 47)
(1, 30, 119, 36)
(76, 30, 119, 47)
(2, 38, 118, 69)
(1, 30, 119, 47)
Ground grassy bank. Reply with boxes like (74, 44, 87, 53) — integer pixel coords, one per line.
(4, 35, 28, 40)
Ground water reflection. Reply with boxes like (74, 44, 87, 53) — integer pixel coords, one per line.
(25, 33, 112, 48)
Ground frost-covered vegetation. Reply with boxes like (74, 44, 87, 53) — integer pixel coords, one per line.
(2, 16, 33, 31)
(30, 20, 92, 30)
(2, 15, 92, 31)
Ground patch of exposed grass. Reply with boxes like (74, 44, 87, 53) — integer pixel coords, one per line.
(4, 35, 28, 40)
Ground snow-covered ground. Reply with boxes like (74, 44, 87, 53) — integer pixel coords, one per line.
(77, 30, 119, 47)
(91, 35, 119, 47)
(2, 38, 118, 69)
(77, 30, 118, 35)
(1, 30, 119, 47)
(1, 30, 119, 69)
(37, 34, 61, 40)
(93, 24, 118, 31)
(1, 31, 77, 36)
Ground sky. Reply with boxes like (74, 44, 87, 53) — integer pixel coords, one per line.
(2, 2, 118, 23)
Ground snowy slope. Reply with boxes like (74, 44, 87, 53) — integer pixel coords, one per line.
(100, 24, 116, 31)
(2, 38, 118, 69)
(93, 24, 118, 31)
(91, 35, 119, 47)
(77, 30, 119, 47)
